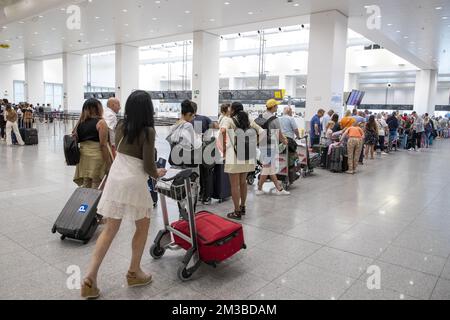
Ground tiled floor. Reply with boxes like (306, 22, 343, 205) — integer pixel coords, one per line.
(1, 122, 450, 300)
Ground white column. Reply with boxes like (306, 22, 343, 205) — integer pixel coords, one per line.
(229, 77, 244, 90)
(279, 75, 297, 97)
(115, 44, 139, 105)
(305, 10, 348, 120)
(414, 70, 438, 115)
(24, 59, 44, 105)
(344, 73, 360, 92)
(63, 53, 84, 112)
(0, 65, 14, 101)
(192, 31, 220, 117)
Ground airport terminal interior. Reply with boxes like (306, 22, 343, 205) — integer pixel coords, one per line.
(1, 0, 450, 301)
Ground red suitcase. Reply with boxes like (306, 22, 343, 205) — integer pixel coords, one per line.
(171, 211, 246, 264)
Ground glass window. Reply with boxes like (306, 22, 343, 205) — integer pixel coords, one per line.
(44, 83, 63, 109)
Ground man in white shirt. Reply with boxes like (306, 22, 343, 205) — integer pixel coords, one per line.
(104, 98, 121, 157)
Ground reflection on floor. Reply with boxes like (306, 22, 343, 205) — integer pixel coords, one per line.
(1, 124, 450, 300)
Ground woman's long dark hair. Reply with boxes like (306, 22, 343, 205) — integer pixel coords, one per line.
(80, 98, 102, 123)
(123, 90, 155, 144)
(230, 102, 250, 130)
(366, 115, 377, 132)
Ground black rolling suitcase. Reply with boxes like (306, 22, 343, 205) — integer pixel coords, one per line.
(212, 163, 231, 202)
(20, 128, 39, 145)
(52, 182, 105, 244)
(328, 145, 347, 173)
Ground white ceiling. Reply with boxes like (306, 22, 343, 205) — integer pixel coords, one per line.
(0, 0, 449, 73)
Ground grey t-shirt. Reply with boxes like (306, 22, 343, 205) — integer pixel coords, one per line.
(262, 111, 281, 131)
(261, 111, 281, 147)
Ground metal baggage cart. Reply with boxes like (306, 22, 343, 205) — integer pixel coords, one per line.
(149, 169, 202, 281)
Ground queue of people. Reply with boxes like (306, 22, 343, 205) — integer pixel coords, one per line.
(310, 107, 449, 175)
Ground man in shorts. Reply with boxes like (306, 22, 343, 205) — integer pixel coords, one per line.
(255, 99, 290, 196)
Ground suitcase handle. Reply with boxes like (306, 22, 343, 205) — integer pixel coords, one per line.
(214, 231, 239, 246)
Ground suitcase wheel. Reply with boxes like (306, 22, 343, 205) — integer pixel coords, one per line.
(60, 235, 66, 241)
(177, 265, 193, 282)
(150, 244, 166, 260)
(247, 175, 255, 186)
(51, 225, 57, 234)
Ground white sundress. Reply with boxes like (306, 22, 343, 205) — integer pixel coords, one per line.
(97, 152, 153, 221)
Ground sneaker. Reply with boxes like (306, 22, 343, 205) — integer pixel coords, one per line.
(273, 189, 290, 196)
(408, 148, 415, 151)
(255, 190, 265, 196)
(381, 152, 388, 155)
(346, 170, 354, 174)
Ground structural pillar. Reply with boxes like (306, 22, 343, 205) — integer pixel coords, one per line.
(0, 65, 14, 101)
(24, 59, 44, 105)
(192, 31, 220, 117)
(305, 10, 348, 120)
(63, 53, 84, 112)
(279, 75, 297, 97)
(414, 70, 438, 115)
(115, 44, 139, 104)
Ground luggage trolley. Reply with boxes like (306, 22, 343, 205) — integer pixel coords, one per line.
(296, 135, 320, 177)
(149, 169, 202, 281)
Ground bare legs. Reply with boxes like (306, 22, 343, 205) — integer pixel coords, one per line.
(229, 173, 241, 212)
(258, 174, 282, 192)
(239, 173, 248, 208)
(83, 217, 151, 286)
(84, 218, 122, 285)
(129, 218, 151, 277)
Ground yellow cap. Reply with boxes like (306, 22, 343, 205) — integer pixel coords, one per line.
(266, 99, 281, 109)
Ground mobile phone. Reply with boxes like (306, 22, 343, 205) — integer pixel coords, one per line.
(156, 158, 167, 169)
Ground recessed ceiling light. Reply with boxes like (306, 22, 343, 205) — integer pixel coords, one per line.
(155, 0, 161, 3)
(100, 29, 105, 32)
(152, 17, 157, 21)
(19, 21, 24, 24)
(185, 10, 191, 14)
(177, 25, 183, 27)
(122, 9, 128, 13)
(39, 15, 43, 18)
(248, 12, 254, 15)
(396, 30, 401, 33)
(293, 3, 299, 6)
(403, 36, 409, 39)
(224, 2, 230, 5)
(442, 16, 448, 20)
(124, 23, 129, 26)
(2, 26, 7, 29)
(209, 18, 215, 22)
(387, 23, 393, 26)
(436, 6, 443, 10)
(95, 16, 100, 19)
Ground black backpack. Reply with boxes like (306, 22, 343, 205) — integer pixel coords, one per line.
(232, 117, 257, 161)
(64, 134, 80, 166)
(254, 114, 278, 146)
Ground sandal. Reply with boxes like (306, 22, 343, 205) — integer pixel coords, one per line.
(81, 278, 100, 300)
(240, 206, 246, 216)
(227, 211, 242, 220)
(126, 272, 153, 288)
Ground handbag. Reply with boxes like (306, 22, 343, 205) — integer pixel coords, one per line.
(64, 122, 81, 166)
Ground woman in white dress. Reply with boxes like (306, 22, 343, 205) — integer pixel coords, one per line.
(81, 91, 167, 299)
